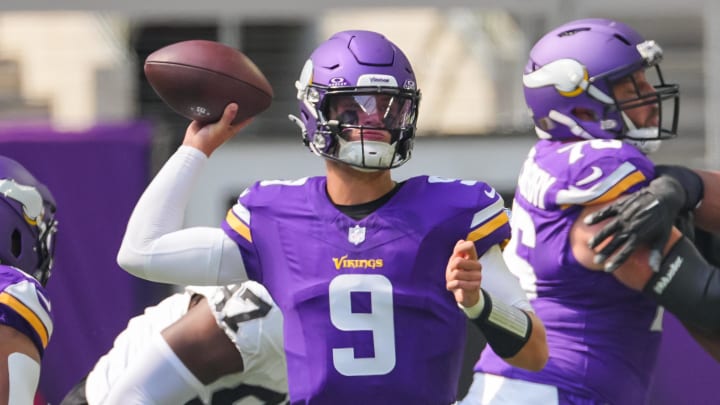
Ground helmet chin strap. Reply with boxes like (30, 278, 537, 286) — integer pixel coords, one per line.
(621, 111, 662, 154)
(624, 128, 663, 154)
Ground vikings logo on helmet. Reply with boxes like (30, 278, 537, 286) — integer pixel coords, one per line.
(0, 156, 57, 286)
(522, 18, 679, 154)
(288, 30, 421, 171)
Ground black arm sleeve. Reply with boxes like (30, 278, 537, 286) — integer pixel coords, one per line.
(471, 290, 533, 358)
(644, 237, 720, 333)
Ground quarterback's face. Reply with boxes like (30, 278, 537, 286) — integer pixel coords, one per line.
(612, 70, 659, 128)
(328, 94, 399, 143)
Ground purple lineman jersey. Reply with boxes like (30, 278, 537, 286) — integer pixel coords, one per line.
(0, 265, 53, 356)
(222, 175, 510, 404)
(478, 139, 661, 405)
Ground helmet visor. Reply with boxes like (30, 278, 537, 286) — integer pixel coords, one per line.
(323, 93, 417, 131)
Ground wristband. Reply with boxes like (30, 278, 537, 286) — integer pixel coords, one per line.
(458, 291, 485, 319)
(470, 289, 533, 358)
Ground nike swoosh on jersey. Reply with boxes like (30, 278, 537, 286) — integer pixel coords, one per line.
(484, 188, 497, 199)
(575, 166, 603, 186)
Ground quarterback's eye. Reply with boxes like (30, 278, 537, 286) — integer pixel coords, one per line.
(336, 110, 359, 125)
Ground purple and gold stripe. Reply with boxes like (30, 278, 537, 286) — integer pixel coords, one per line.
(0, 291, 49, 348)
(225, 209, 252, 243)
(467, 211, 509, 243)
(584, 170, 646, 205)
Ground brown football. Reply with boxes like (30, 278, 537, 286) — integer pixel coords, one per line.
(144, 40, 273, 125)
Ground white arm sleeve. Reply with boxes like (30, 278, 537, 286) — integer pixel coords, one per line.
(8, 353, 40, 405)
(480, 245, 534, 313)
(101, 334, 207, 405)
(117, 146, 247, 286)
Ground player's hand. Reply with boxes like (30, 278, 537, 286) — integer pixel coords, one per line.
(446, 240, 482, 308)
(183, 103, 254, 157)
(584, 175, 685, 272)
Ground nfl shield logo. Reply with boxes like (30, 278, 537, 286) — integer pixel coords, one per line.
(348, 225, 366, 245)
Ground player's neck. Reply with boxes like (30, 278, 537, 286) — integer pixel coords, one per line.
(325, 161, 395, 205)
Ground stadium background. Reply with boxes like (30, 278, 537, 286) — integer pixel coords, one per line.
(0, 1, 718, 403)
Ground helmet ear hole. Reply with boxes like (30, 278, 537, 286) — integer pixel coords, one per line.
(572, 108, 598, 122)
(538, 117, 555, 131)
(11, 228, 21, 258)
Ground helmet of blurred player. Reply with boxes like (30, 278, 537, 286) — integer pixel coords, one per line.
(522, 18, 679, 153)
(0, 156, 57, 285)
(289, 30, 421, 171)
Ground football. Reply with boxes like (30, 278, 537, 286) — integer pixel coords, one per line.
(144, 40, 273, 125)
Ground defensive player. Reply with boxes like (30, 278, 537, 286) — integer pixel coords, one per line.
(462, 18, 718, 405)
(117, 30, 547, 403)
(0, 156, 58, 404)
(59, 281, 287, 405)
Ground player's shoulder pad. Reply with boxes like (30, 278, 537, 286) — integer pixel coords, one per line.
(554, 140, 654, 206)
(413, 175, 504, 210)
(237, 176, 316, 208)
(410, 176, 508, 249)
(0, 265, 53, 349)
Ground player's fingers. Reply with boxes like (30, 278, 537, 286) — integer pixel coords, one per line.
(588, 219, 621, 250)
(446, 279, 482, 292)
(447, 267, 483, 282)
(584, 206, 618, 225)
(446, 256, 466, 272)
(603, 235, 637, 272)
(187, 120, 202, 134)
(593, 232, 628, 265)
(596, 231, 631, 259)
(219, 103, 239, 125)
(457, 257, 482, 272)
(453, 240, 478, 261)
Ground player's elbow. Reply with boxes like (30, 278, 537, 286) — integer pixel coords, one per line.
(519, 316, 549, 371)
(521, 352, 549, 372)
(116, 243, 147, 280)
(527, 324, 549, 372)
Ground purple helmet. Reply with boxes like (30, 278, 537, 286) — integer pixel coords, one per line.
(289, 30, 421, 171)
(0, 156, 57, 285)
(522, 18, 679, 151)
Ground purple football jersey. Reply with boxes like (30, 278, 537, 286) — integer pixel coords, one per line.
(0, 265, 53, 356)
(223, 175, 510, 404)
(477, 139, 661, 405)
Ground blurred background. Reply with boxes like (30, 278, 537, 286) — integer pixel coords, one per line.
(0, 0, 718, 403)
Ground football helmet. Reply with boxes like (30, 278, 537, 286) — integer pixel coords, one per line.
(0, 156, 57, 285)
(522, 18, 679, 153)
(289, 30, 421, 171)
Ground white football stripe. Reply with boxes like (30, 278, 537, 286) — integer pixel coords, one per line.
(231, 203, 251, 225)
(5, 280, 53, 337)
(470, 197, 505, 228)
